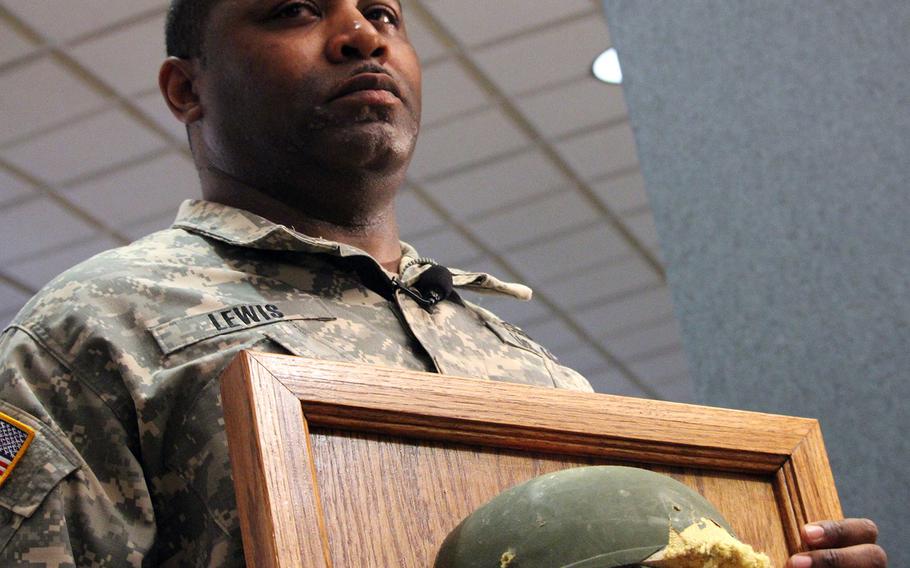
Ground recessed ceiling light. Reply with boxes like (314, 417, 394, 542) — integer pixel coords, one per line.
(592, 47, 623, 85)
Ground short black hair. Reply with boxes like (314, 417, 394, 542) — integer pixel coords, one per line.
(165, 0, 222, 59)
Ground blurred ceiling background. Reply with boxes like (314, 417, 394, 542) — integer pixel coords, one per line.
(0, 0, 692, 401)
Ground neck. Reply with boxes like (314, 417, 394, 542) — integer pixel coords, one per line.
(199, 164, 404, 273)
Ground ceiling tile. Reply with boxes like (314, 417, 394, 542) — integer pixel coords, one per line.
(583, 368, 650, 398)
(2, 0, 166, 43)
(0, 168, 36, 206)
(603, 317, 684, 362)
(575, 285, 677, 338)
(422, 0, 594, 48)
(521, 318, 584, 353)
(0, 282, 31, 313)
(0, 57, 106, 146)
(0, 19, 37, 65)
(0, 308, 20, 328)
(474, 17, 610, 95)
(508, 222, 632, 282)
(1, 110, 167, 185)
(624, 208, 661, 248)
(591, 170, 651, 215)
(540, 256, 661, 312)
(651, 374, 695, 403)
(424, 149, 569, 220)
(630, 347, 690, 383)
(558, 343, 609, 375)
(421, 60, 490, 127)
(408, 108, 529, 180)
(468, 190, 599, 251)
(121, 211, 176, 241)
(555, 121, 639, 181)
(0, 197, 97, 264)
(63, 153, 197, 226)
(7, 236, 121, 290)
(406, 227, 483, 267)
(69, 13, 166, 97)
(401, 4, 449, 62)
(133, 91, 189, 146)
(397, 189, 446, 239)
(516, 78, 629, 139)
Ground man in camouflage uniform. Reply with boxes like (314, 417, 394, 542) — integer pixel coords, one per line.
(0, 1, 886, 567)
(0, 1, 592, 565)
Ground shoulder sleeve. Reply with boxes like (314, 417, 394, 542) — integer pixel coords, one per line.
(551, 364, 595, 393)
(0, 327, 154, 567)
(464, 301, 595, 393)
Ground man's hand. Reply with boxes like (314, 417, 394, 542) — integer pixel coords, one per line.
(786, 519, 887, 567)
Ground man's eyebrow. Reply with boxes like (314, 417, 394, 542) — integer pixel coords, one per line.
(379, 0, 404, 13)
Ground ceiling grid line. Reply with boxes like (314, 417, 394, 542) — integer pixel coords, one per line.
(417, 143, 535, 185)
(550, 116, 631, 145)
(62, 6, 168, 49)
(601, 314, 681, 343)
(561, 280, 666, 318)
(0, 104, 113, 152)
(0, 272, 34, 296)
(0, 5, 189, 152)
(625, 343, 687, 366)
(58, 147, 175, 191)
(463, 8, 601, 53)
(588, 164, 643, 186)
(0, 156, 133, 247)
(0, 189, 42, 211)
(408, 0, 667, 283)
(1, 233, 117, 271)
(0, 47, 48, 75)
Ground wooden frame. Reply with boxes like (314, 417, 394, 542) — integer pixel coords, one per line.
(221, 351, 841, 568)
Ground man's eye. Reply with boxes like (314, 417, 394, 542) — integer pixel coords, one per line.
(363, 6, 400, 27)
(272, 2, 319, 19)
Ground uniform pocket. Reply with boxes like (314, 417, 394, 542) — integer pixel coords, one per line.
(262, 320, 358, 361)
(485, 319, 559, 363)
(0, 402, 80, 550)
(480, 319, 560, 388)
(150, 298, 336, 356)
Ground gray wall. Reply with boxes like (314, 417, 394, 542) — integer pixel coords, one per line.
(602, 1, 909, 563)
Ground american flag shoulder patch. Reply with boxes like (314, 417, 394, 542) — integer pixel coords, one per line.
(0, 411, 35, 489)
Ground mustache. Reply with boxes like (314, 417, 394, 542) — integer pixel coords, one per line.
(348, 63, 392, 77)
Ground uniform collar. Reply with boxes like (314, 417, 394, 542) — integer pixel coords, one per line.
(173, 199, 349, 255)
(172, 199, 532, 300)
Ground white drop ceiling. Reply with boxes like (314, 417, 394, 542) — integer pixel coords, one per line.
(0, 0, 694, 401)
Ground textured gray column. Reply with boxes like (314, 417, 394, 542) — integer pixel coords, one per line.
(602, 1, 909, 563)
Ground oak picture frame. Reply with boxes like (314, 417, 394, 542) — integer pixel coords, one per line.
(220, 351, 842, 568)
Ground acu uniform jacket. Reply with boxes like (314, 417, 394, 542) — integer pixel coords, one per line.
(0, 200, 592, 567)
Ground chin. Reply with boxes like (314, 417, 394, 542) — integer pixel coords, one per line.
(322, 123, 417, 171)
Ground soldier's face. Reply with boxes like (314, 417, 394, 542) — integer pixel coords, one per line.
(196, 0, 422, 176)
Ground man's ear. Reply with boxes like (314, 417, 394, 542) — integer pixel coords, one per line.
(159, 57, 204, 125)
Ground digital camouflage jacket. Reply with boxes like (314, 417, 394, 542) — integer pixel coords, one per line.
(0, 200, 592, 567)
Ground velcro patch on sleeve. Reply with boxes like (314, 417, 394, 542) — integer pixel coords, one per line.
(0, 412, 35, 489)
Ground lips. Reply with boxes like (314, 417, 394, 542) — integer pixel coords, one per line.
(329, 73, 402, 103)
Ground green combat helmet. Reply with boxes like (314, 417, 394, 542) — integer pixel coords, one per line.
(434, 466, 771, 568)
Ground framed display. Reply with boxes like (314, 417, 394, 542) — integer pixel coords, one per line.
(220, 351, 841, 567)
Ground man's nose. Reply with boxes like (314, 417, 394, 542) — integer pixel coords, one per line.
(325, 17, 388, 63)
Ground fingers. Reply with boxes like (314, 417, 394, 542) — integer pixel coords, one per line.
(803, 519, 879, 549)
(787, 543, 888, 568)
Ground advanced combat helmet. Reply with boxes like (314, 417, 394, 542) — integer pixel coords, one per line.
(434, 466, 770, 568)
